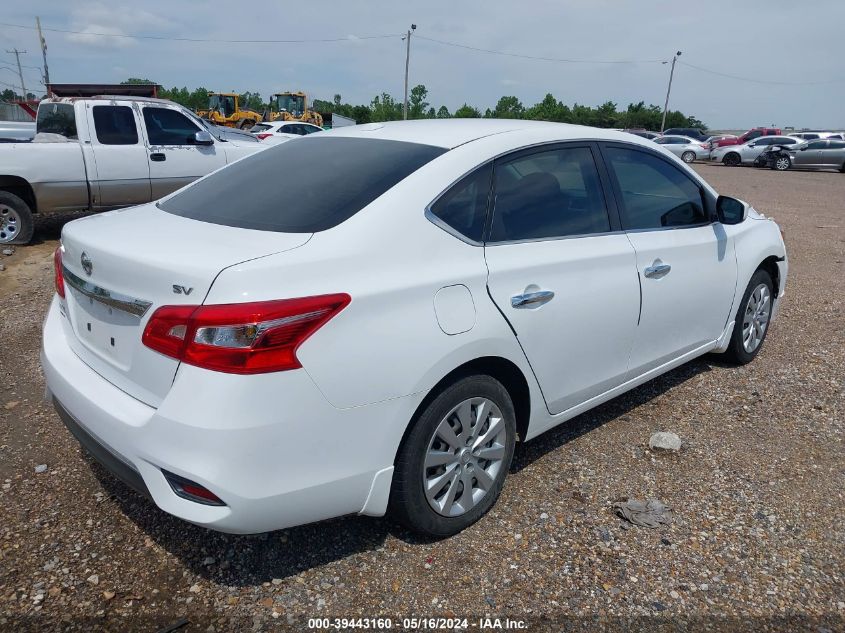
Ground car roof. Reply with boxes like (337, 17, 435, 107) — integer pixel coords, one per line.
(323, 119, 657, 150)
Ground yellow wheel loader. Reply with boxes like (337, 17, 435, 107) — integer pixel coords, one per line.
(197, 93, 263, 129)
(269, 91, 323, 127)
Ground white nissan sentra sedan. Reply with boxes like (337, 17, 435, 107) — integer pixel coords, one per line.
(42, 120, 787, 537)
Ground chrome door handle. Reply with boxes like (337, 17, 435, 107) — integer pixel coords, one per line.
(643, 263, 672, 279)
(511, 290, 555, 309)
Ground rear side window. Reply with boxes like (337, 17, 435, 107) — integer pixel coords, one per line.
(490, 146, 611, 242)
(160, 137, 446, 232)
(828, 140, 845, 149)
(429, 163, 492, 242)
(36, 103, 77, 139)
(143, 107, 200, 145)
(806, 140, 828, 149)
(93, 106, 138, 145)
(251, 123, 271, 133)
(604, 146, 708, 230)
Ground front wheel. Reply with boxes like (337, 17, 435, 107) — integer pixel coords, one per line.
(681, 151, 696, 163)
(722, 152, 741, 167)
(0, 191, 34, 245)
(725, 269, 774, 365)
(773, 156, 791, 171)
(389, 375, 516, 537)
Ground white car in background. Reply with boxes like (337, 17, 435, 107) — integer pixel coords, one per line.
(652, 135, 710, 163)
(42, 120, 787, 537)
(710, 135, 802, 166)
(251, 121, 324, 144)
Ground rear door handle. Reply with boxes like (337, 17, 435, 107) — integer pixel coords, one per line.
(149, 153, 166, 162)
(511, 290, 555, 309)
(643, 263, 671, 279)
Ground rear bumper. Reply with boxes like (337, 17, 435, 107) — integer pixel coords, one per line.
(42, 297, 409, 533)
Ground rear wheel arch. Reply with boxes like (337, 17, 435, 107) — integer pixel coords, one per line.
(0, 176, 37, 213)
(396, 356, 531, 467)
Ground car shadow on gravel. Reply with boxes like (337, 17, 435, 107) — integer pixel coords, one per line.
(87, 354, 724, 586)
(510, 356, 718, 472)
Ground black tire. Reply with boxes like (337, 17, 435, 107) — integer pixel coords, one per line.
(772, 156, 791, 171)
(839, 161, 845, 173)
(389, 375, 516, 537)
(722, 152, 741, 167)
(0, 190, 35, 245)
(724, 269, 774, 365)
(681, 151, 696, 163)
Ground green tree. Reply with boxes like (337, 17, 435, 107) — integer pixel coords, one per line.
(436, 105, 451, 119)
(370, 93, 402, 121)
(492, 95, 525, 119)
(408, 84, 430, 119)
(454, 104, 482, 118)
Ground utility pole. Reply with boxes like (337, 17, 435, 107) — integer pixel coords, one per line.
(36, 17, 50, 91)
(660, 51, 682, 132)
(6, 48, 27, 100)
(402, 24, 416, 120)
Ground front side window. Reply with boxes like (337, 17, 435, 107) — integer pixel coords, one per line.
(160, 137, 446, 232)
(92, 105, 138, 145)
(36, 103, 77, 139)
(429, 163, 492, 242)
(828, 140, 845, 149)
(143, 107, 201, 145)
(806, 140, 828, 150)
(605, 146, 708, 231)
(490, 146, 611, 242)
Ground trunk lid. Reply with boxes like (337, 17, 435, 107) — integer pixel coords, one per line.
(58, 204, 311, 407)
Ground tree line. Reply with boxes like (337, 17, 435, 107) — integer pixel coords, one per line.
(105, 79, 706, 131)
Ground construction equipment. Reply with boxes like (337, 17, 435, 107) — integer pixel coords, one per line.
(268, 91, 323, 127)
(197, 93, 262, 129)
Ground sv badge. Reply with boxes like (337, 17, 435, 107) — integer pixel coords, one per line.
(172, 285, 194, 295)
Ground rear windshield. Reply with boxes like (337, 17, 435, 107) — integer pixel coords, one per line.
(159, 136, 446, 232)
(36, 103, 77, 139)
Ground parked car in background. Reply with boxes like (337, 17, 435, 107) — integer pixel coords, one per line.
(0, 121, 35, 143)
(653, 135, 710, 162)
(251, 121, 324, 143)
(710, 136, 801, 166)
(662, 127, 708, 142)
(788, 131, 843, 141)
(42, 120, 787, 537)
(711, 127, 781, 148)
(0, 96, 267, 244)
(706, 134, 737, 147)
(763, 139, 845, 171)
(623, 129, 661, 139)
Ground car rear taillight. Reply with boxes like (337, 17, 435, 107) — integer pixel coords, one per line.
(142, 294, 351, 374)
(256, 133, 273, 140)
(53, 247, 65, 298)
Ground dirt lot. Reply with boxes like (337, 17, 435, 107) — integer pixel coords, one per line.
(1, 165, 843, 632)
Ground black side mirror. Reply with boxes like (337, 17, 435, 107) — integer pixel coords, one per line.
(716, 195, 746, 225)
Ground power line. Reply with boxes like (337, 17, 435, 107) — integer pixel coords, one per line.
(415, 34, 665, 64)
(678, 60, 845, 86)
(0, 21, 400, 44)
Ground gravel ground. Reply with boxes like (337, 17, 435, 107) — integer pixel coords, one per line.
(1, 165, 843, 632)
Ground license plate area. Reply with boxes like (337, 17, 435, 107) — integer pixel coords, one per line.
(67, 288, 143, 370)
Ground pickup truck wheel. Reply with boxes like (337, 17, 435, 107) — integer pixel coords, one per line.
(0, 191, 34, 245)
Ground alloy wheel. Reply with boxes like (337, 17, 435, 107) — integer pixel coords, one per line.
(682, 151, 696, 163)
(423, 397, 508, 517)
(742, 283, 771, 353)
(0, 204, 20, 243)
(775, 157, 790, 171)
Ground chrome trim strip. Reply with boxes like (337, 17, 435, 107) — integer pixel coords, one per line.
(62, 265, 152, 318)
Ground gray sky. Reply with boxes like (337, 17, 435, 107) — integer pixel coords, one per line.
(3, 0, 844, 129)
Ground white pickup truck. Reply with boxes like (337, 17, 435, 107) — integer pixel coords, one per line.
(0, 96, 266, 244)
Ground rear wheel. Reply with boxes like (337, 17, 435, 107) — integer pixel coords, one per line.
(389, 375, 516, 537)
(773, 156, 791, 171)
(0, 191, 34, 245)
(681, 151, 696, 163)
(722, 152, 741, 166)
(725, 269, 774, 365)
